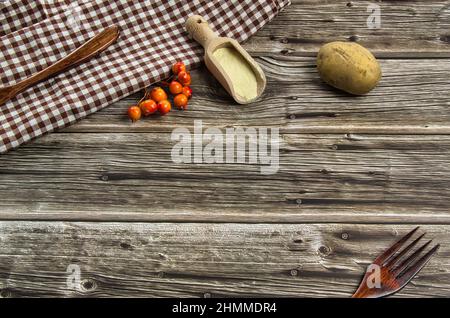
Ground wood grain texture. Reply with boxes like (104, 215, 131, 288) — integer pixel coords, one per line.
(244, 0, 450, 57)
(62, 57, 450, 134)
(0, 222, 448, 298)
(1, 133, 450, 223)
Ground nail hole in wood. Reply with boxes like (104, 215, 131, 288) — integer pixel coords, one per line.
(319, 245, 331, 256)
(120, 242, 134, 250)
(159, 253, 168, 259)
(0, 289, 11, 298)
(81, 279, 96, 292)
(440, 35, 450, 43)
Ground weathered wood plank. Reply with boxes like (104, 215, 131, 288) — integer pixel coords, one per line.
(1, 133, 450, 223)
(245, 0, 450, 57)
(61, 57, 450, 134)
(0, 222, 448, 298)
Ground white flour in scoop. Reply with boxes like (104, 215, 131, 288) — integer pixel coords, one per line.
(213, 47, 258, 101)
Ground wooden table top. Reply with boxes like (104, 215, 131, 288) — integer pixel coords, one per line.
(1, 0, 449, 297)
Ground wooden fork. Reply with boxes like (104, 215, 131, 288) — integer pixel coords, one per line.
(0, 25, 120, 106)
(353, 227, 440, 298)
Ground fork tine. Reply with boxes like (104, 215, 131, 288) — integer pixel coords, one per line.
(394, 240, 433, 277)
(374, 227, 419, 265)
(385, 233, 425, 268)
(396, 244, 440, 285)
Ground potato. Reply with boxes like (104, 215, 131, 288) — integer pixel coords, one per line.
(317, 41, 382, 95)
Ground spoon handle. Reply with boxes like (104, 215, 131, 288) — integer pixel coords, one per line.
(186, 15, 218, 48)
(8, 26, 120, 103)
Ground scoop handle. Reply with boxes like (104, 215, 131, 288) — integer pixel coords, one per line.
(186, 15, 218, 48)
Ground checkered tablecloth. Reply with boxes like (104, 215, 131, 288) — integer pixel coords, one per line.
(0, 0, 290, 153)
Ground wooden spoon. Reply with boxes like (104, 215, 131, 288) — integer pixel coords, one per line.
(186, 15, 266, 105)
(0, 26, 120, 106)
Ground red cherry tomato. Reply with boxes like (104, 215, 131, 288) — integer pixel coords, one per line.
(172, 62, 186, 75)
(174, 94, 188, 110)
(178, 71, 191, 86)
(158, 100, 172, 115)
(182, 86, 193, 99)
(169, 81, 183, 95)
(140, 99, 158, 117)
(151, 87, 168, 103)
(127, 106, 142, 122)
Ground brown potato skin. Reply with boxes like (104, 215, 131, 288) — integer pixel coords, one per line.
(317, 42, 382, 95)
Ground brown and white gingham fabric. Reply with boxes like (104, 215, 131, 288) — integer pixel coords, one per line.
(0, 0, 290, 153)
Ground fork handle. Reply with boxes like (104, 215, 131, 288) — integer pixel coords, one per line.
(12, 26, 120, 97)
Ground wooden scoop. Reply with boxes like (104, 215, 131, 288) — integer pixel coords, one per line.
(186, 15, 266, 105)
(0, 26, 120, 106)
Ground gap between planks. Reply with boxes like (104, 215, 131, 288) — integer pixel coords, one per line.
(245, 0, 450, 58)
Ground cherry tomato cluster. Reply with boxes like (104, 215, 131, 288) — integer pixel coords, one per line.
(127, 62, 193, 122)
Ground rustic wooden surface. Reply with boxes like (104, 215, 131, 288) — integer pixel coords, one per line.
(1, 0, 450, 298)
(0, 222, 449, 298)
